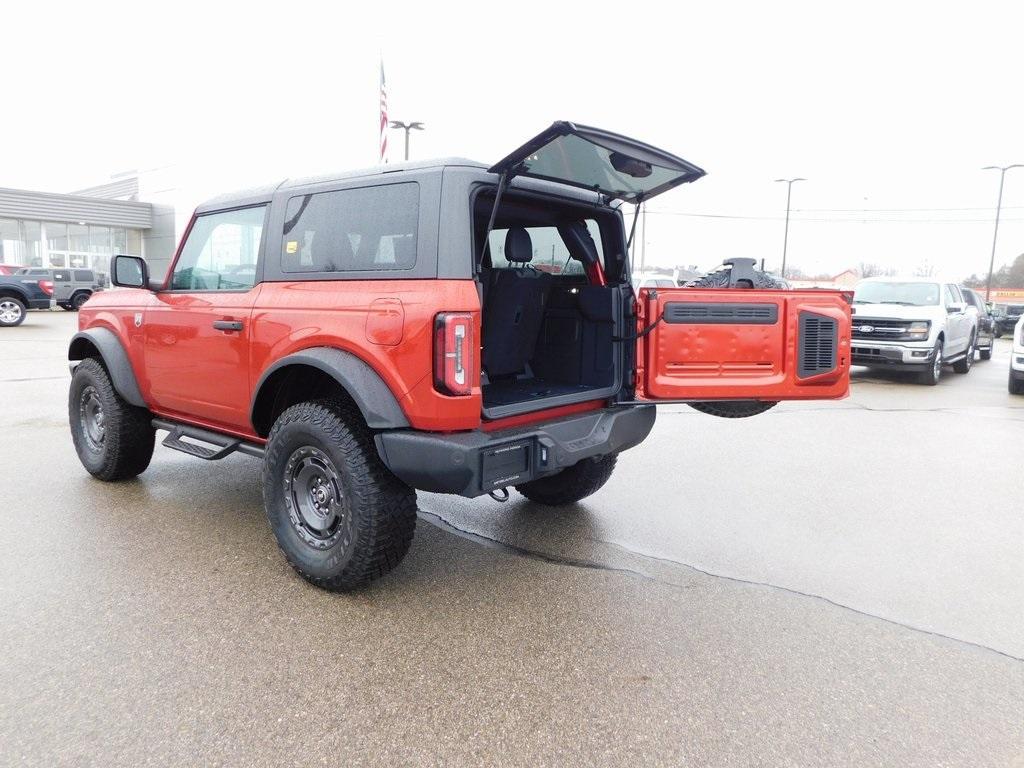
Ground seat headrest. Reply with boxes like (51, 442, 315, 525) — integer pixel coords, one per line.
(504, 227, 533, 263)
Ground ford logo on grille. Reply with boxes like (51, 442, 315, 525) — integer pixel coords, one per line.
(858, 325, 875, 333)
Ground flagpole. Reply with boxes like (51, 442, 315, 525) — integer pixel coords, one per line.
(380, 59, 387, 163)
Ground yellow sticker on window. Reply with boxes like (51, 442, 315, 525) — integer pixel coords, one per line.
(285, 240, 298, 254)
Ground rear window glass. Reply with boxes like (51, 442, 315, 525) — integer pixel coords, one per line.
(486, 220, 603, 273)
(281, 183, 418, 273)
(73, 270, 93, 282)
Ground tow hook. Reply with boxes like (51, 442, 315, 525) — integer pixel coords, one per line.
(488, 488, 510, 503)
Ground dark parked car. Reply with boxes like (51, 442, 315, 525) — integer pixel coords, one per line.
(15, 267, 103, 310)
(993, 302, 1024, 337)
(961, 287, 995, 360)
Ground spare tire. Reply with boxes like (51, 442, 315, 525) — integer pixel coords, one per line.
(687, 401, 778, 418)
(685, 261, 784, 290)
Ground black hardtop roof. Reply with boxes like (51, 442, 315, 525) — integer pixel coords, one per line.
(194, 156, 621, 214)
(195, 157, 485, 212)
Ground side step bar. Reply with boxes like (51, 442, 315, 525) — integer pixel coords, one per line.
(152, 419, 265, 461)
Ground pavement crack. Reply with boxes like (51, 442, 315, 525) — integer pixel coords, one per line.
(417, 508, 1024, 664)
(416, 509, 694, 589)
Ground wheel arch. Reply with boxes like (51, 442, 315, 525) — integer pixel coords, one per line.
(0, 286, 30, 302)
(68, 328, 147, 408)
(250, 347, 410, 437)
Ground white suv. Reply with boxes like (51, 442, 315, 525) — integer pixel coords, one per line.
(1010, 315, 1024, 395)
(851, 277, 978, 385)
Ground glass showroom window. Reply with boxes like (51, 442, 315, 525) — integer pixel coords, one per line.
(45, 222, 69, 267)
(126, 229, 142, 256)
(22, 221, 41, 266)
(0, 218, 21, 264)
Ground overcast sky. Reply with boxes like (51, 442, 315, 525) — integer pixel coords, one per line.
(4, 0, 1023, 279)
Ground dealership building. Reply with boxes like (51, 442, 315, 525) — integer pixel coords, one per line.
(0, 175, 176, 278)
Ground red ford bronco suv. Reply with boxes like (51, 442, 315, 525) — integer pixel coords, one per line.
(68, 122, 852, 590)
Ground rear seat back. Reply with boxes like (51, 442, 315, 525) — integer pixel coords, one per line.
(482, 228, 552, 377)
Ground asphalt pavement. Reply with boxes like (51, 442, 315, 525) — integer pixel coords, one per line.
(1, 311, 1022, 767)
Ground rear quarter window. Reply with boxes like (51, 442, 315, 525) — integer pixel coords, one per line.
(281, 183, 418, 273)
(73, 270, 94, 282)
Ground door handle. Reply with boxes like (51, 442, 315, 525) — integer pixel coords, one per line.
(213, 320, 244, 332)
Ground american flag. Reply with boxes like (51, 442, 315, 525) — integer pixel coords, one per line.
(379, 61, 388, 164)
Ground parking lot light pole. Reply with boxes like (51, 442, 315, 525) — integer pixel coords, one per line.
(982, 164, 1024, 301)
(389, 121, 425, 161)
(774, 178, 806, 280)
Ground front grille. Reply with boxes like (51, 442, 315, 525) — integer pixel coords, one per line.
(799, 312, 838, 378)
(851, 316, 923, 341)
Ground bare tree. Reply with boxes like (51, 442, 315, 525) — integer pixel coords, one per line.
(858, 262, 884, 278)
(913, 262, 937, 278)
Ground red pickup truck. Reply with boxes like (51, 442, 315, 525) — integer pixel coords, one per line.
(68, 122, 851, 590)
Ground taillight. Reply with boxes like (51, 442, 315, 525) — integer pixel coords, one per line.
(433, 312, 474, 396)
(38, 280, 54, 296)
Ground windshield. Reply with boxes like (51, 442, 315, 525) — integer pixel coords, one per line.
(854, 281, 940, 306)
(1008, 304, 1024, 315)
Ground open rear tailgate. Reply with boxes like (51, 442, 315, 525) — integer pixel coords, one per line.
(636, 288, 851, 401)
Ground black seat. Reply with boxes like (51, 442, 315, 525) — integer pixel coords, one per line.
(482, 228, 552, 377)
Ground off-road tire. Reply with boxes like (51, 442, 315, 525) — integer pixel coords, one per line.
(686, 266, 784, 289)
(515, 454, 617, 506)
(952, 333, 974, 374)
(979, 345, 992, 361)
(60, 303, 74, 311)
(0, 296, 27, 326)
(1010, 373, 1024, 396)
(71, 291, 91, 311)
(918, 340, 943, 385)
(688, 400, 778, 418)
(262, 399, 417, 591)
(69, 358, 155, 480)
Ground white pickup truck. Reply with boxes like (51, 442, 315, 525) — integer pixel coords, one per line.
(850, 277, 978, 385)
(1010, 315, 1024, 395)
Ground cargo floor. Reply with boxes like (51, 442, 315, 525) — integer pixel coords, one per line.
(482, 377, 600, 409)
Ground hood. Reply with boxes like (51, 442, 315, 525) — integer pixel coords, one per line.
(851, 303, 941, 320)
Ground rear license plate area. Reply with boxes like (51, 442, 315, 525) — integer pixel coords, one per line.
(480, 440, 533, 490)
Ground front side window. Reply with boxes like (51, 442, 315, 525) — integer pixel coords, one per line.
(281, 183, 418, 273)
(944, 284, 962, 306)
(170, 206, 266, 291)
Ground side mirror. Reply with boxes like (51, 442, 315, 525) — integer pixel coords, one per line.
(947, 301, 966, 314)
(111, 254, 149, 289)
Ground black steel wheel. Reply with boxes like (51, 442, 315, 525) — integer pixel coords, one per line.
(0, 297, 26, 327)
(262, 399, 417, 591)
(69, 358, 155, 480)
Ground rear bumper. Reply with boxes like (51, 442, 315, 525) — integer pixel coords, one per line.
(375, 405, 656, 498)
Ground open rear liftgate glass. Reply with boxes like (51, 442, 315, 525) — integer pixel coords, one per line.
(635, 288, 852, 402)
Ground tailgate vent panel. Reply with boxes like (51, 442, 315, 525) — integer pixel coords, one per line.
(664, 302, 778, 324)
(798, 312, 838, 378)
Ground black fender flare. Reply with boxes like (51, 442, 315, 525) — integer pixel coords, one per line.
(68, 328, 147, 408)
(251, 347, 410, 433)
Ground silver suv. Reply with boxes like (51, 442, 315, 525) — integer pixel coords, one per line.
(850, 277, 978, 385)
(15, 268, 104, 311)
